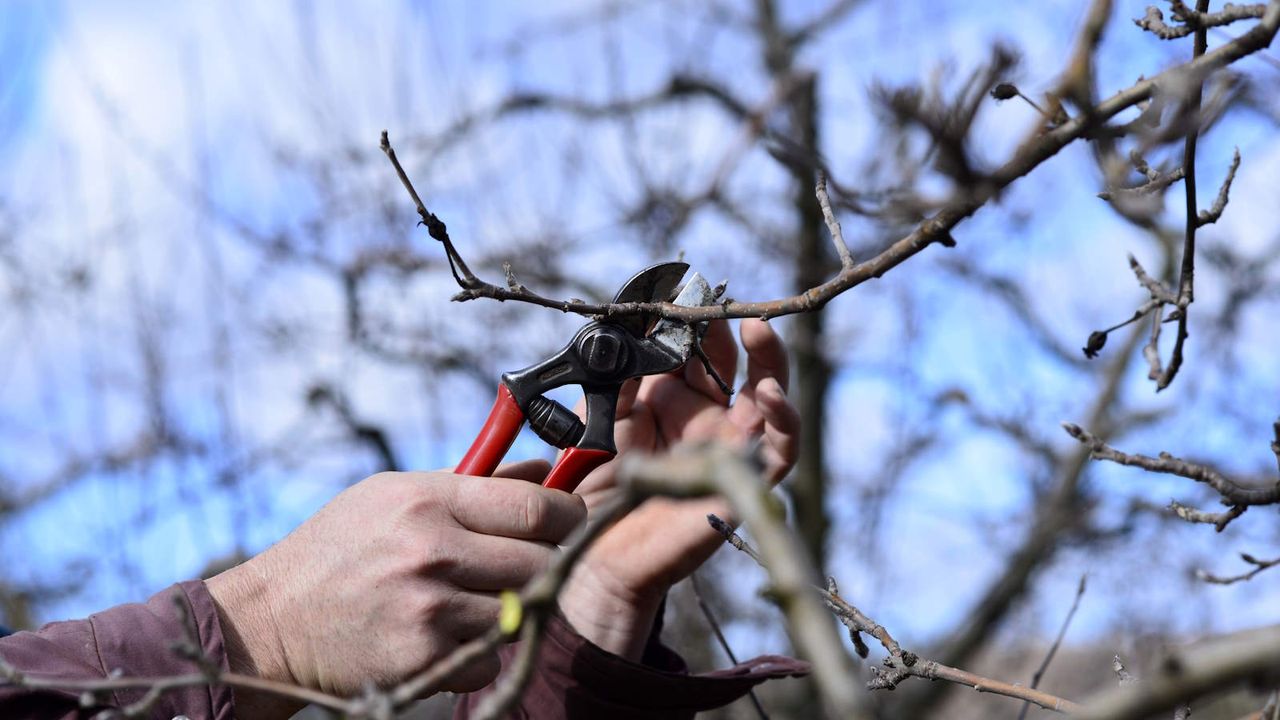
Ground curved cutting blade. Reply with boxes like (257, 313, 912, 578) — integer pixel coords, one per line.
(607, 261, 688, 338)
(648, 272, 715, 362)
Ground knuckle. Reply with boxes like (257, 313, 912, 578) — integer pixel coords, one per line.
(418, 530, 458, 577)
(520, 491, 551, 536)
(410, 589, 452, 627)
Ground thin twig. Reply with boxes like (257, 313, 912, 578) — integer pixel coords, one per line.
(692, 339, 735, 396)
(690, 573, 770, 720)
(707, 513, 765, 567)
(623, 446, 861, 717)
(1137, 2, 1267, 39)
(1062, 423, 1280, 507)
(0, 658, 354, 717)
(1198, 146, 1242, 225)
(1168, 499, 1246, 531)
(709, 516, 1081, 714)
(1197, 552, 1280, 585)
(1016, 574, 1087, 720)
(1078, 627, 1280, 719)
(1153, 0, 1213, 392)
(815, 172, 855, 269)
(1113, 654, 1139, 685)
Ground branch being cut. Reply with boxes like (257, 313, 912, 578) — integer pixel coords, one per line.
(381, 1, 1280, 325)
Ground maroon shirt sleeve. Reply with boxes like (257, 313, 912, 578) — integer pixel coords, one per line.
(0, 580, 234, 720)
(454, 608, 810, 720)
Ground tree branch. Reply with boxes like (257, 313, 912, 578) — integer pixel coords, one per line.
(381, 2, 1280, 324)
(1197, 552, 1280, 584)
(1137, 2, 1267, 40)
(1078, 626, 1280, 719)
(1062, 422, 1280, 506)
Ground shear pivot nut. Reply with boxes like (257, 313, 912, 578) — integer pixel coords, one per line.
(578, 326, 629, 376)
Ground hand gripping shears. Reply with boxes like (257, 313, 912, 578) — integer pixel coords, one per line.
(456, 262, 715, 493)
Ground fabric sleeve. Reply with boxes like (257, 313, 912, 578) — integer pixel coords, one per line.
(0, 580, 234, 720)
(454, 608, 809, 720)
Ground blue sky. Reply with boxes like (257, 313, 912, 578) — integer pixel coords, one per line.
(2, 0, 1280, 671)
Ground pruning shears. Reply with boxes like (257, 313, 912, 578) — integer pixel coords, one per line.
(456, 262, 715, 493)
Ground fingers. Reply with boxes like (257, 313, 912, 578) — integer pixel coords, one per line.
(421, 592, 503, 692)
(417, 586, 504, 641)
(741, 318, 789, 393)
(494, 458, 551, 484)
(429, 528, 558, 591)
(756, 377, 801, 484)
(449, 475, 587, 542)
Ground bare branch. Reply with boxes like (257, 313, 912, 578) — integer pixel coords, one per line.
(1078, 626, 1280, 719)
(1137, 3, 1267, 40)
(816, 173, 855, 269)
(381, 3, 1280, 325)
(690, 573, 770, 720)
(1016, 575, 1088, 720)
(707, 513, 765, 567)
(1062, 422, 1280, 506)
(710, 517, 1081, 714)
(1097, 149, 1187, 201)
(1168, 499, 1246, 531)
(1113, 654, 1139, 685)
(623, 444, 859, 717)
(823, 587, 1082, 713)
(1197, 552, 1280, 584)
(787, 0, 865, 48)
(1197, 146, 1242, 226)
(0, 657, 354, 718)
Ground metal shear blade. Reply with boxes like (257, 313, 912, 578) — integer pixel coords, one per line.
(648, 272, 715, 360)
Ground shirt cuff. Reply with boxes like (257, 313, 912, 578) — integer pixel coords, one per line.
(455, 609, 810, 719)
(88, 580, 235, 720)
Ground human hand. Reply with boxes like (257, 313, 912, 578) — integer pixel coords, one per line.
(558, 318, 800, 659)
(206, 464, 584, 717)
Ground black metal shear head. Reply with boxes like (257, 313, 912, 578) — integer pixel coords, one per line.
(455, 261, 716, 492)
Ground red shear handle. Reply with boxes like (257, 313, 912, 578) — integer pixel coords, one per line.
(542, 447, 614, 493)
(456, 385, 526, 477)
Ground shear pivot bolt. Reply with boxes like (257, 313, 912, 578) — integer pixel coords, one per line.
(579, 327, 628, 376)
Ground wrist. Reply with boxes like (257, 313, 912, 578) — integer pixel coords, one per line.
(206, 557, 304, 719)
(559, 562, 666, 662)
